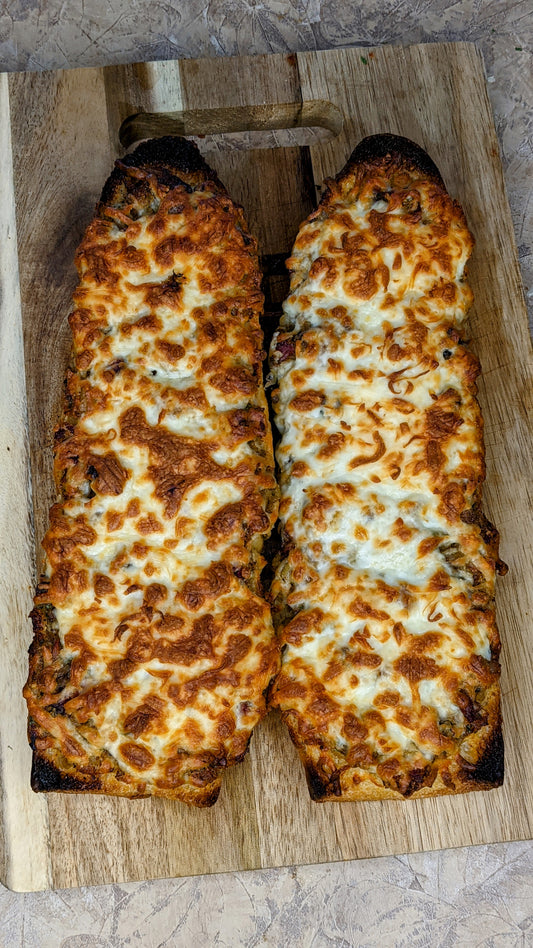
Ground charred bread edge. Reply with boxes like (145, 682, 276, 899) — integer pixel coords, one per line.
(100, 135, 227, 205)
(299, 717, 504, 803)
(340, 133, 445, 187)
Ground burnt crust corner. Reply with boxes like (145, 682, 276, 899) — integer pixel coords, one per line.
(460, 501, 508, 576)
(30, 752, 102, 794)
(343, 133, 444, 186)
(99, 136, 225, 211)
(120, 136, 216, 179)
(314, 133, 453, 223)
(304, 762, 341, 802)
(28, 744, 223, 805)
(460, 723, 504, 789)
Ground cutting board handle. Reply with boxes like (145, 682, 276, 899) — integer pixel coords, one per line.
(119, 100, 343, 149)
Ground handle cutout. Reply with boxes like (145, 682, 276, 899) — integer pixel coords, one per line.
(119, 100, 343, 151)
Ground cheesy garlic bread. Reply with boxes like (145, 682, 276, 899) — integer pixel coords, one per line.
(269, 134, 506, 801)
(24, 137, 279, 806)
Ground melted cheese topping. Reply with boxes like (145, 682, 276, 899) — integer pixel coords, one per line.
(270, 152, 502, 798)
(26, 142, 278, 801)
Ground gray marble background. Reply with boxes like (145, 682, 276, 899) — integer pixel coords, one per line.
(1, 1, 532, 945)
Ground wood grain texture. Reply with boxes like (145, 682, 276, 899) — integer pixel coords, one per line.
(1, 43, 531, 891)
(0, 74, 52, 892)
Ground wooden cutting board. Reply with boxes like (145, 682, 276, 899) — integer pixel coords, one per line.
(1, 43, 532, 892)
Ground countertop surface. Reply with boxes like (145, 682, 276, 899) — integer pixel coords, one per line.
(1, 2, 532, 945)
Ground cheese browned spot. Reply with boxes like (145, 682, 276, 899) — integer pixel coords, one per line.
(24, 137, 279, 806)
(269, 134, 506, 802)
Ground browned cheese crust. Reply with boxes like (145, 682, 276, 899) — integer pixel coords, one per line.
(24, 137, 279, 805)
(269, 134, 507, 802)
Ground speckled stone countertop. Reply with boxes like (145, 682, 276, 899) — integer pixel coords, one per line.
(1, 3, 532, 945)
